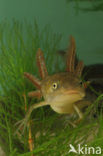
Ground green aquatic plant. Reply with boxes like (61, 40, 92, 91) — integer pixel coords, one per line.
(0, 20, 102, 156)
(67, 0, 103, 12)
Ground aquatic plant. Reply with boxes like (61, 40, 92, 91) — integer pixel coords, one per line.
(67, 0, 103, 12)
(0, 20, 102, 156)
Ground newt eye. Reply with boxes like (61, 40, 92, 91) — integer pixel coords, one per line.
(52, 83, 58, 90)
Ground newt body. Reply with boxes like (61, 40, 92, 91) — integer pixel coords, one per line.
(16, 36, 102, 133)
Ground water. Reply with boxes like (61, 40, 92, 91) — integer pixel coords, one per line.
(0, 0, 103, 64)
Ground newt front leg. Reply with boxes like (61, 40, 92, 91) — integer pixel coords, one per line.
(15, 101, 48, 134)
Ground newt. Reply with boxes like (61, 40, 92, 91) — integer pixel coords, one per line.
(16, 36, 99, 133)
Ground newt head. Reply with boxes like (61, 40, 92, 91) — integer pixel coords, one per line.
(41, 72, 85, 114)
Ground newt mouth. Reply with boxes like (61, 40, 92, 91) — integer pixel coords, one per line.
(63, 90, 85, 97)
(64, 90, 80, 94)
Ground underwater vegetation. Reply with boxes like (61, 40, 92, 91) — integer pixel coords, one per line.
(0, 20, 102, 156)
(67, 0, 103, 12)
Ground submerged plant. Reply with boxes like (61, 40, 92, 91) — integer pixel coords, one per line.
(67, 0, 103, 12)
(0, 20, 63, 155)
(0, 20, 102, 156)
